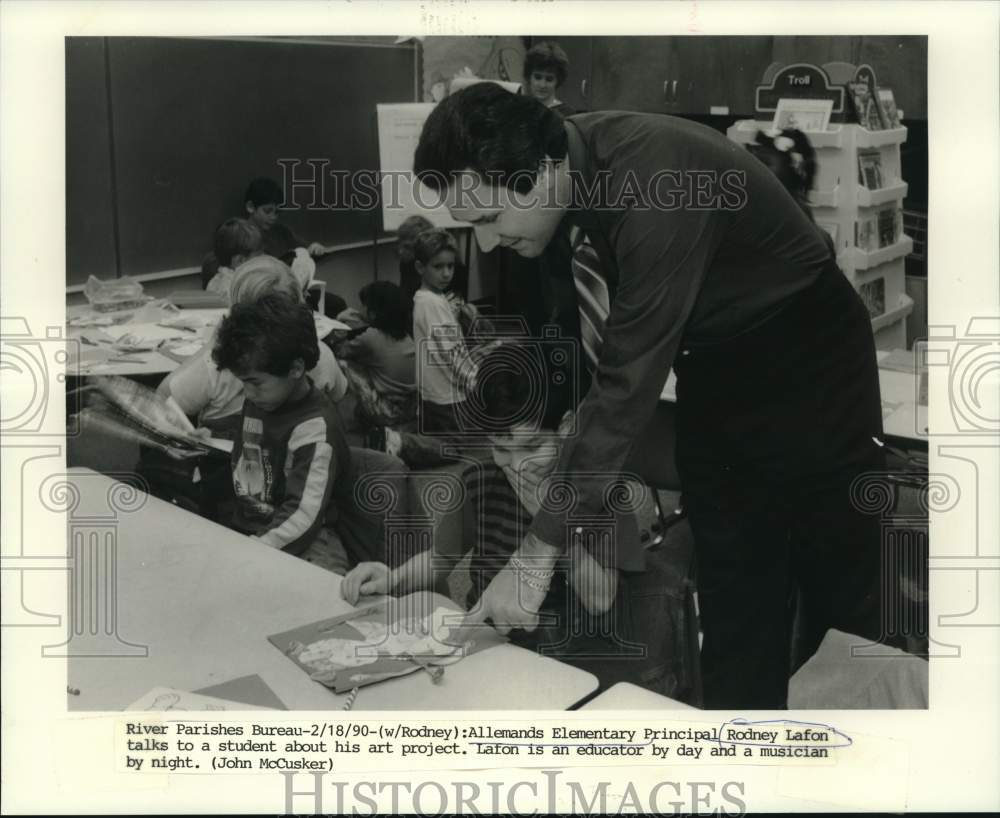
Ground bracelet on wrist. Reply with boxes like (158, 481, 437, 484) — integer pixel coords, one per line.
(510, 553, 555, 580)
(516, 572, 551, 592)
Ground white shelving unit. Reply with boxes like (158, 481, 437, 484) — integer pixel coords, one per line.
(727, 120, 914, 349)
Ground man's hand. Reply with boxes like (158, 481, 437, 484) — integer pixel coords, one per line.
(462, 533, 560, 635)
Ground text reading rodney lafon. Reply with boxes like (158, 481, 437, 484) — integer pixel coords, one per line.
(120, 719, 850, 772)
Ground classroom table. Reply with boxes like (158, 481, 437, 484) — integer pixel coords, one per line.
(876, 348, 929, 445)
(65, 301, 345, 379)
(64, 468, 599, 711)
(65, 301, 220, 377)
(578, 682, 698, 711)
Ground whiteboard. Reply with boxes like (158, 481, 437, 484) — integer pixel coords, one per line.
(376, 103, 465, 231)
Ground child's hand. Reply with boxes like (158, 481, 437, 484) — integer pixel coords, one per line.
(341, 561, 391, 605)
(458, 302, 479, 323)
(307, 242, 328, 257)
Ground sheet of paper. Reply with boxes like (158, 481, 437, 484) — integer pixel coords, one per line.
(102, 322, 195, 342)
(376, 103, 465, 231)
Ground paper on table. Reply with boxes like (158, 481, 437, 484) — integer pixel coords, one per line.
(126, 686, 272, 711)
(103, 323, 193, 342)
(314, 313, 351, 338)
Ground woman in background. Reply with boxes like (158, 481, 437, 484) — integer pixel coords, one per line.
(523, 41, 577, 117)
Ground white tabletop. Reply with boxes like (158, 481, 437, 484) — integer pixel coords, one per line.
(65, 469, 598, 711)
(578, 682, 698, 711)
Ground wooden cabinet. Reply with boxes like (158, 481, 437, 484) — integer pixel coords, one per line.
(528, 35, 927, 120)
(590, 37, 676, 113)
(671, 36, 774, 115)
(547, 36, 594, 112)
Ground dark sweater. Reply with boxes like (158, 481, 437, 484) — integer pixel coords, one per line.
(529, 111, 836, 552)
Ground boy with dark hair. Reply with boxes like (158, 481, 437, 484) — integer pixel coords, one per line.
(342, 344, 688, 696)
(212, 293, 351, 557)
(243, 177, 328, 263)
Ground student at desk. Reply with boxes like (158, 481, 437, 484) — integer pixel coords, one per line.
(204, 217, 262, 299)
(201, 177, 331, 291)
(211, 292, 350, 564)
(159, 256, 348, 441)
(342, 345, 682, 693)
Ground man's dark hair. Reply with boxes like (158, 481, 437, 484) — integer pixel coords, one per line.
(213, 217, 261, 267)
(212, 293, 319, 376)
(244, 177, 284, 208)
(523, 41, 570, 86)
(473, 342, 574, 435)
(359, 281, 412, 340)
(414, 83, 568, 195)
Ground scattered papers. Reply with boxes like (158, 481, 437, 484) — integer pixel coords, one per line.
(103, 323, 193, 343)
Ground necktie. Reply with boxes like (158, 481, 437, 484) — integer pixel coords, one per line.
(570, 226, 610, 373)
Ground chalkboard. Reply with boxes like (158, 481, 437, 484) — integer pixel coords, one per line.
(66, 37, 416, 285)
(66, 38, 119, 284)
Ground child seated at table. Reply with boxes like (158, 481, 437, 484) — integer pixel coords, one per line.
(211, 292, 351, 561)
(341, 343, 678, 691)
(204, 217, 262, 299)
(334, 281, 417, 430)
(159, 255, 348, 441)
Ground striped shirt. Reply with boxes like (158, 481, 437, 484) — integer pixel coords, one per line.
(230, 382, 350, 555)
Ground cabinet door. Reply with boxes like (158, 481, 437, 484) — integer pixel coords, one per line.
(543, 36, 593, 112)
(590, 36, 676, 113)
(671, 36, 774, 115)
(770, 35, 863, 68)
(857, 36, 927, 119)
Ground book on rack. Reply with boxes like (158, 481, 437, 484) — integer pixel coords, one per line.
(857, 150, 884, 189)
(854, 216, 877, 252)
(876, 205, 901, 248)
(848, 81, 884, 130)
(859, 277, 886, 318)
(875, 88, 901, 129)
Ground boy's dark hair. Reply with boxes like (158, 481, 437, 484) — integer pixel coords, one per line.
(212, 293, 319, 376)
(749, 129, 818, 210)
(414, 83, 568, 195)
(213, 218, 262, 267)
(472, 342, 574, 434)
(413, 228, 457, 265)
(523, 41, 570, 86)
(359, 281, 412, 340)
(244, 177, 284, 208)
